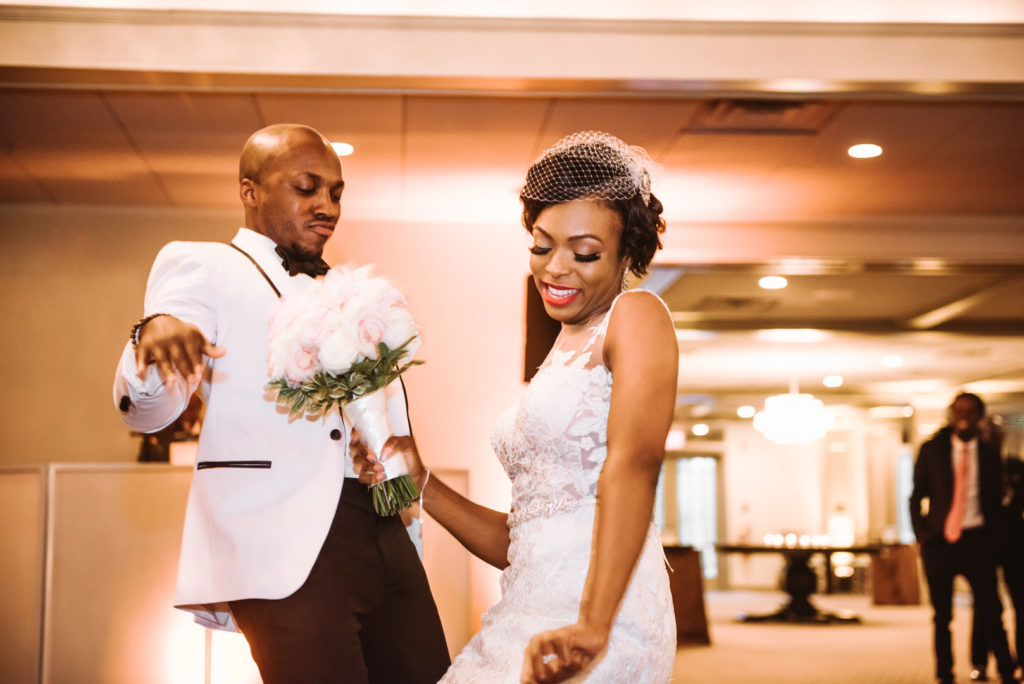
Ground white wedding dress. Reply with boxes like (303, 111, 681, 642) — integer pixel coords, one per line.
(441, 292, 676, 683)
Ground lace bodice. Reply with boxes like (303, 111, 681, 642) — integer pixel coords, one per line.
(443, 291, 676, 683)
(492, 301, 617, 528)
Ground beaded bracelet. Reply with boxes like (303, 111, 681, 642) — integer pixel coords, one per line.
(130, 313, 168, 348)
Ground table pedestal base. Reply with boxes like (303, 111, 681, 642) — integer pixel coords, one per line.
(736, 600, 861, 624)
(735, 548, 862, 624)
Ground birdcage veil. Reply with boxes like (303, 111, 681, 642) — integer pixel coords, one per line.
(520, 131, 657, 205)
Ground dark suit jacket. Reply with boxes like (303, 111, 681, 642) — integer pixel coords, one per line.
(909, 426, 1004, 544)
(1002, 458, 1024, 562)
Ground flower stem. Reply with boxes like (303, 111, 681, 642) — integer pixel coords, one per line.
(370, 474, 420, 516)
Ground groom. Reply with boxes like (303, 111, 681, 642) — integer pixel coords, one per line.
(113, 124, 450, 683)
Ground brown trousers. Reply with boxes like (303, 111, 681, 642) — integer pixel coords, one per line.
(230, 479, 451, 684)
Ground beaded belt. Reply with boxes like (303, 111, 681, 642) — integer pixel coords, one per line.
(506, 496, 595, 528)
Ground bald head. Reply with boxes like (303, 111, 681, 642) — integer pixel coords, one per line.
(238, 123, 344, 259)
(239, 124, 336, 183)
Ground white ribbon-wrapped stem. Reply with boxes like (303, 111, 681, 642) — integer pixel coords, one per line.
(343, 389, 409, 480)
(342, 388, 417, 515)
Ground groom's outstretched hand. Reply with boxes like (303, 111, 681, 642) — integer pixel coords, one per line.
(135, 314, 225, 386)
(520, 622, 608, 683)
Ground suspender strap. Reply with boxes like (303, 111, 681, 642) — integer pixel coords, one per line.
(229, 243, 282, 298)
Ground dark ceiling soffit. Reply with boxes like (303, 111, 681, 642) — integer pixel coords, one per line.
(650, 262, 1024, 276)
(669, 317, 1024, 335)
(653, 263, 1024, 333)
(3, 67, 1024, 101)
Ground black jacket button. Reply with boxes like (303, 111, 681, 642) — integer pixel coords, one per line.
(119, 395, 132, 412)
(330, 429, 342, 441)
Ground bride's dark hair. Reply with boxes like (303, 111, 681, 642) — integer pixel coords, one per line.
(519, 131, 666, 278)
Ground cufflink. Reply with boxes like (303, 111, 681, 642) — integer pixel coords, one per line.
(329, 429, 342, 441)
(119, 395, 132, 413)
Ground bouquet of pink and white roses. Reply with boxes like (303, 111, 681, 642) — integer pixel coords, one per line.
(265, 264, 423, 516)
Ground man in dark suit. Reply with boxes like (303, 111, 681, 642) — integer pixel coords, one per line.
(971, 455, 1024, 681)
(1003, 457, 1024, 679)
(911, 392, 1018, 684)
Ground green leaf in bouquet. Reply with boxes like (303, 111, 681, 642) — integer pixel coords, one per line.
(265, 337, 427, 420)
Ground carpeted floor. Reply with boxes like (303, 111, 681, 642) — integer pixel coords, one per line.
(674, 590, 991, 683)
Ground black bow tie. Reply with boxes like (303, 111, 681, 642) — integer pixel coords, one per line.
(275, 245, 330, 278)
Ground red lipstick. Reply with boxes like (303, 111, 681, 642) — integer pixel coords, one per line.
(541, 282, 581, 306)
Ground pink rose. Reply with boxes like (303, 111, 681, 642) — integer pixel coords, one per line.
(284, 343, 317, 386)
(357, 315, 386, 358)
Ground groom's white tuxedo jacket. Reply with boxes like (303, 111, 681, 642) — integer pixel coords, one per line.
(114, 228, 411, 630)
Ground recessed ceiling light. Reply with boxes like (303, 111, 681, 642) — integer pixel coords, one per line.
(331, 142, 354, 157)
(848, 143, 882, 159)
(912, 258, 947, 271)
(737, 405, 756, 418)
(690, 404, 712, 418)
(882, 354, 903, 368)
(755, 329, 831, 343)
(691, 423, 710, 437)
(868, 405, 909, 419)
(675, 329, 719, 341)
(823, 375, 844, 388)
(759, 275, 788, 289)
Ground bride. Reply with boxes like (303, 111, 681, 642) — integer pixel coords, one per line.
(359, 131, 678, 683)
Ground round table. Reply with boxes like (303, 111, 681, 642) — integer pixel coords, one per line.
(716, 543, 886, 624)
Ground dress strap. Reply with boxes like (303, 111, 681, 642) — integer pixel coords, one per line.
(550, 291, 671, 368)
(610, 288, 672, 318)
(581, 290, 672, 353)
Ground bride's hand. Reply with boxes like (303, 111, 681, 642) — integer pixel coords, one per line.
(520, 622, 608, 683)
(380, 435, 429, 491)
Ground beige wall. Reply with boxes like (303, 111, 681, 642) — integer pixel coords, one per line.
(0, 205, 238, 464)
(0, 466, 45, 683)
(3, 463, 468, 682)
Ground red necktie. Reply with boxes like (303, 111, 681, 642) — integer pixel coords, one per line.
(944, 443, 970, 543)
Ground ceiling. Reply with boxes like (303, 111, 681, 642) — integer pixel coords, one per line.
(652, 263, 1024, 422)
(2, 90, 1024, 222)
(2, 87, 1024, 422)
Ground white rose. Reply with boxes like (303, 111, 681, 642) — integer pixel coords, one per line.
(267, 339, 289, 379)
(319, 332, 362, 374)
(382, 308, 420, 357)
